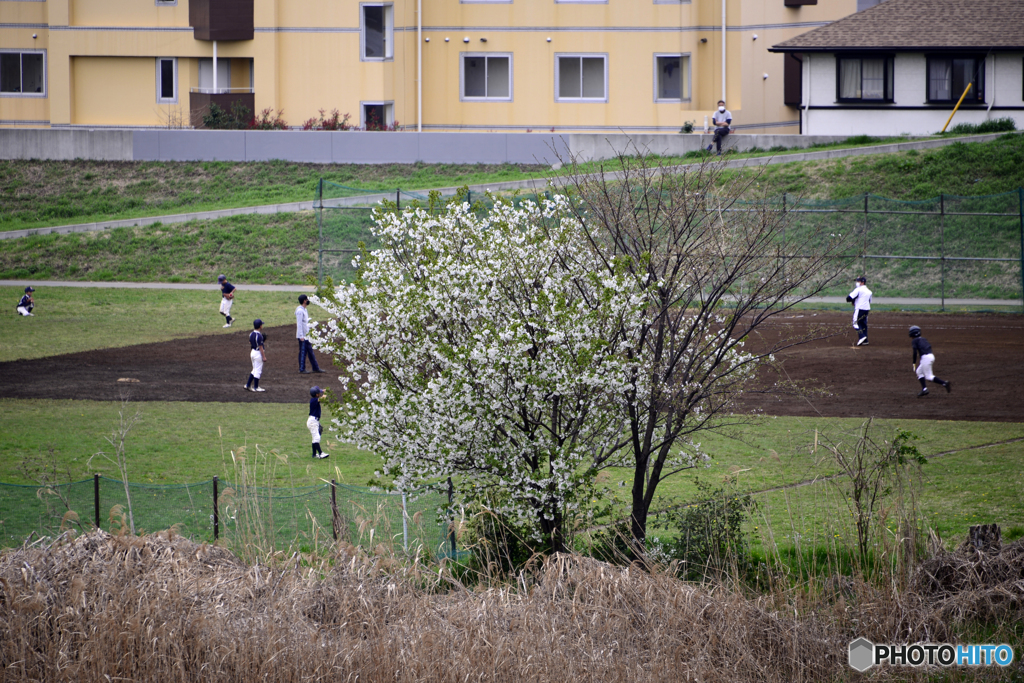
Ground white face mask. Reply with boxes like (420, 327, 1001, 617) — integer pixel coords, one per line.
(718, 106, 726, 112)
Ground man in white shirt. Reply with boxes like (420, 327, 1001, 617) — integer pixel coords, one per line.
(707, 100, 732, 155)
(296, 295, 325, 373)
(846, 276, 872, 346)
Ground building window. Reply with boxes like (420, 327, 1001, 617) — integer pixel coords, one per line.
(462, 54, 512, 101)
(556, 54, 607, 102)
(362, 102, 394, 129)
(654, 54, 689, 101)
(155, 0, 178, 5)
(362, 4, 394, 61)
(836, 56, 893, 102)
(0, 50, 45, 96)
(927, 55, 984, 103)
(156, 57, 177, 103)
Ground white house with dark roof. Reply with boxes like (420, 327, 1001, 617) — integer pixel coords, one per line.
(769, 0, 1024, 135)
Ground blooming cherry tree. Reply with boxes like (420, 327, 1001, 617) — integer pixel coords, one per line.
(312, 194, 649, 551)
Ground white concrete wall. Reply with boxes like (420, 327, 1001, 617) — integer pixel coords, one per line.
(802, 52, 1024, 136)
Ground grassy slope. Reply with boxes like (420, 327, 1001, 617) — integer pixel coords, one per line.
(2, 133, 1019, 234)
(0, 287, 331, 362)
(2, 136, 1023, 286)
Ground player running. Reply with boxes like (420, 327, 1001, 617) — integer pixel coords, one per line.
(16, 286, 35, 316)
(847, 276, 872, 346)
(909, 325, 951, 397)
(308, 386, 329, 459)
(218, 274, 236, 328)
(244, 319, 267, 392)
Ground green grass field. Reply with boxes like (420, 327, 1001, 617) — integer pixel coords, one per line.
(0, 287, 332, 362)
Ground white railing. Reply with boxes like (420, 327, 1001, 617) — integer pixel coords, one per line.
(189, 87, 254, 95)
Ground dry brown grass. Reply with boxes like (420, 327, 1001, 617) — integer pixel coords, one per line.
(0, 530, 845, 682)
(2, 528, 1022, 682)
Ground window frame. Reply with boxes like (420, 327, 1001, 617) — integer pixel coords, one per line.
(0, 49, 47, 98)
(926, 53, 985, 104)
(360, 101, 394, 129)
(460, 52, 513, 102)
(834, 53, 894, 103)
(555, 53, 609, 103)
(360, 3, 394, 62)
(156, 57, 178, 104)
(653, 53, 690, 103)
(155, 0, 178, 6)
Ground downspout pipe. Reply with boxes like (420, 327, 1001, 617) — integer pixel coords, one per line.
(721, 0, 726, 102)
(417, 0, 422, 132)
(213, 40, 218, 93)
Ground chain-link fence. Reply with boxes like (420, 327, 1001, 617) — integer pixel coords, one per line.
(0, 476, 457, 558)
(316, 181, 1023, 305)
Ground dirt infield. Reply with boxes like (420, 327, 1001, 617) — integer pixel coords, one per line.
(1, 313, 1022, 421)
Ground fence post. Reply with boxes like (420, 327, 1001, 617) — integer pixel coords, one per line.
(940, 193, 946, 311)
(1019, 187, 1023, 312)
(94, 474, 100, 529)
(213, 475, 219, 541)
(331, 479, 339, 541)
(447, 476, 456, 558)
(396, 189, 401, 211)
(863, 194, 869, 261)
(402, 493, 409, 553)
(317, 178, 324, 288)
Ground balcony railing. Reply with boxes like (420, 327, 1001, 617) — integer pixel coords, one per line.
(190, 87, 254, 95)
(189, 90, 256, 128)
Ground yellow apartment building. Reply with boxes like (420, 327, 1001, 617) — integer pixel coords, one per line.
(1, 0, 860, 133)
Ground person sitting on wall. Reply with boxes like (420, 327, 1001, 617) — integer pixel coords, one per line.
(707, 101, 733, 156)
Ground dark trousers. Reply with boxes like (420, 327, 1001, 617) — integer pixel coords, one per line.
(856, 309, 869, 341)
(712, 126, 730, 153)
(298, 339, 321, 372)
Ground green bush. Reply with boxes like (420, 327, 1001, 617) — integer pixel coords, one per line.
(945, 117, 1016, 135)
(202, 102, 251, 130)
(659, 479, 757, 581)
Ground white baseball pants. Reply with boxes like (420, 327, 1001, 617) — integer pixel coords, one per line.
(17, 306, 32, 316)
(250, 349, 264, 378)
(916, 353, 936, 381)
(307, 416, 321, 444)
(220, 297, 233, 316)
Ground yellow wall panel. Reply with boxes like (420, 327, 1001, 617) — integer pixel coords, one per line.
(72, 56, 183, 126)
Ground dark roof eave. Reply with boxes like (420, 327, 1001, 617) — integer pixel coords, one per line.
(769, 45, 1024, 53)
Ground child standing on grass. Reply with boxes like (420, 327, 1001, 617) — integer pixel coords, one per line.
(909, 325, 951, 397)
(308, 386, 329, 459)
(244, 319, 267, 392)
(16, 286, 35, 316)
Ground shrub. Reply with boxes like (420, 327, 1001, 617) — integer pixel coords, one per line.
(844, 134, 879, 145)
(202, 102, 251, 130)
(945, 117, 1016, 135)
(659, 479, 757, 581)
(250, 108, 288, 130)
(302, 109, 352, 131)
(680, 120, 695, 134)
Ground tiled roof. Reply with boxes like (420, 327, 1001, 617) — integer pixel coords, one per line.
(771, 0, 1024, 51)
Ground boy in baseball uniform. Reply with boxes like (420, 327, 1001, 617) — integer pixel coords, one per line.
(16, 286, 35, 316)
(846, 276, 872, 346)
(244, 319, 267, 392)
(909, 325, 951, 397)
(308, 386, 329, 459)
(218, 274, 236, 328)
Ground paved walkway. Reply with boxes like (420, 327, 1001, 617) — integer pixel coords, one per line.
(1, 131, 1017, 241)
(2, 280, 1018, 306)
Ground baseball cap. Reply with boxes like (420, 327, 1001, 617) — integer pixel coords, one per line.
(24, 286, 35, 292)
(855, 276, 867, 283)
(310, 386, 322, 397)
(217, 274, 226, 282)
(253, 318, 263, 328)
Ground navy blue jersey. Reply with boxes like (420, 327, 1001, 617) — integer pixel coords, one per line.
(249, 330, 265, 350)
(912, 336, 933, 363)
(17, 294, 32, 308)
(221, 281, 236, 296)
(309, 397, 322, 420)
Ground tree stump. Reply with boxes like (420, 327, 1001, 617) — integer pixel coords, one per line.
(968, 524, 1001, 553)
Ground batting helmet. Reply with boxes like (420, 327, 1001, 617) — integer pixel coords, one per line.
(253, 318, 263, 328)
(217, 274, 226, 282)
(909, 325, 922, 338)
(310, 386, 322, 397)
